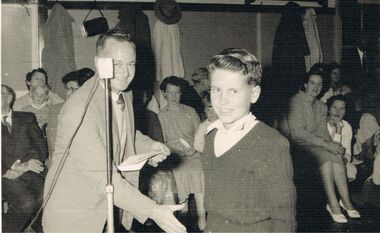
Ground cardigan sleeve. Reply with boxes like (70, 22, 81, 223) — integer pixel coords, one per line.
(288, 96, 328, 147)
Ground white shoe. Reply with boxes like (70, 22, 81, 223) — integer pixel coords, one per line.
(339, 199, 361, 218)
(326, 204, 348, 223)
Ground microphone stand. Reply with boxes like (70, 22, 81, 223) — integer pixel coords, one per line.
(104, 78, 115, 233)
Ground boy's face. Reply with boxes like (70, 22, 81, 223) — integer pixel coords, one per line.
(210, 69, 260, 129)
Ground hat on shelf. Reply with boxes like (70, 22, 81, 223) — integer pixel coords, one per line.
(154, 0, 181, 25)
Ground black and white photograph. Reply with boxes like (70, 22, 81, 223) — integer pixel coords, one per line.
(1, 0, 380, 232)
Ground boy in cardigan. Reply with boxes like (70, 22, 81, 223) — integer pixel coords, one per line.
(201, 48, 296, 232)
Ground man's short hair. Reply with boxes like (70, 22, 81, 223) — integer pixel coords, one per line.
(1, 84, 16, 108)
(26, 68, 48, 83)
(208, 48, 262, 86)
(96, 29, 135, 54)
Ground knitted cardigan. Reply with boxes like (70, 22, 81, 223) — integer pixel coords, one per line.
(202, 122, 296, 232)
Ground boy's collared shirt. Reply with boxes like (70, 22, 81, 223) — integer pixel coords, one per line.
(207, 112, 259, 157)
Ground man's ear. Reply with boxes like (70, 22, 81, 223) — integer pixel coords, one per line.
(250, 85, 261, 104)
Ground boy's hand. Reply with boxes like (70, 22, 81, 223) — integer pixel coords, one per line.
(150, 203, 187, 233)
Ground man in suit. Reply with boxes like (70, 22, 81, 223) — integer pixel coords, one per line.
(1, 84, 48, 232)
(46, 68, 94, 157)
(341, 31, 374, 93)
(42, 30, 186, 233)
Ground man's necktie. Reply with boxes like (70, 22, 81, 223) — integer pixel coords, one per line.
(117, 94, 125, 111)
(362, 51, 369, 72)
(2, 116, 11, 133)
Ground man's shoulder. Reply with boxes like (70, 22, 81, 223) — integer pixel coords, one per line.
(63, 79, 99, 111)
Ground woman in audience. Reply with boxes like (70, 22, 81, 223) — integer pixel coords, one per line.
(14, 68, 64, 110)
(158, 76, 206, 230)
(21, 83, 51, 128)
(288, 71, 360, 223)
(191, 67, 210, 99)
(326, 95, 357, 181)
(321, 63, 342, 103)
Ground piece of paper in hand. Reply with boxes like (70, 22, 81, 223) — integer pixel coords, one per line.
(117, 151, 161, 172)
(179, 138, 192, 149)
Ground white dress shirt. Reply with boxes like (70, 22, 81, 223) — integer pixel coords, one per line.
(207, 112, 259, 157)
(2, 110, 12, 126)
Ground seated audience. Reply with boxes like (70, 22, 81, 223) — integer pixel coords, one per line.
(321, 63, 342, 103)
(46, 68, 94, 156)
(202, 48, 296, 232)
(287, 70, 360, 223)
(21, 83, 51, 128)
(179, 78, 205, 118)
(191, 67, 210, 99)
(352, 139, 380, 209)
(135, 89, 176, 205)
(13, 68, 64, 111)
(353, 94, 380, 178)
(193, 92, 218, 153)
(158, 76, 206, 230)
(326, 95, 357, 181)
(1, 84, 48, 232)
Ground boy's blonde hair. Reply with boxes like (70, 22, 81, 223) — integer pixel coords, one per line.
(208, 48, 262, 85)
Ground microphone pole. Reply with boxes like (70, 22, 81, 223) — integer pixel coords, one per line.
(98, 58, 115, 233)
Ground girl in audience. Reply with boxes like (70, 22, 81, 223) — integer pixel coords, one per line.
(158, 76, 206, 230)
(288, 71, 360, 223)
(326, 95, 357, 181)
(321, 63, 342, 103)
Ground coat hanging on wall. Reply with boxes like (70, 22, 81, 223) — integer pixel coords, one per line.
(303, 8, 323, 72)
(152, 20, 185, 109)
(272, 1, 309, 99)
(41, 3, 76, 99)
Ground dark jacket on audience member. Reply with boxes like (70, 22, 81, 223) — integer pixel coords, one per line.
(2, 111, 48, 176)
(201, 122, 296, 232)
(2, 111, 47, 232)
(341, 46, 371, 91)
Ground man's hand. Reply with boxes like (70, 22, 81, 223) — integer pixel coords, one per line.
(148, 142, 171, 167)
(150, 203, 187, 233)
(13, 159, 45, 174)
(2, 169, 23, 180)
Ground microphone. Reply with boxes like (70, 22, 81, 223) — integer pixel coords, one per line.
(97, 58, 114, 79)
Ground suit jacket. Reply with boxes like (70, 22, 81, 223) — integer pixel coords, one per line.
(46, 103, 64, 156)
(1, 111, 47, 181)
(42, 77, 156, 232)
(341, 46, 369, 89)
